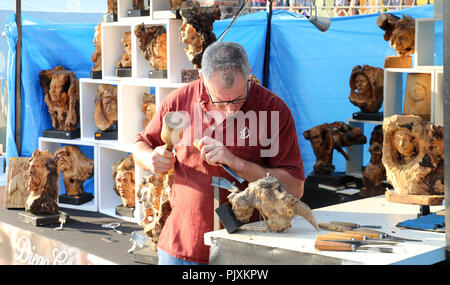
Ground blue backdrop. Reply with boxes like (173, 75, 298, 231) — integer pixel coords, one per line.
(4, 4, 441, 177)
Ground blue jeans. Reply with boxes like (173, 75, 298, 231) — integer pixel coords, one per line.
(157, 248, 208, 265)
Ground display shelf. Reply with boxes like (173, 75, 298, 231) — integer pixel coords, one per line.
(383, 67, 439, 124)
(38, 137, 98, 212)
(131, 19, 192, 82)
(414, 17, 443, 68)
(345, 119, 382, 178)
(101, 22, 133, 80)
(434, 69, 443, 126)
(98, 144, 138, 223)
(117, 0, 151, 23)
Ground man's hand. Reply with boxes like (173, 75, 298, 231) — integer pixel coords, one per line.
(148, 145, 175, 174)
(196, 136, 235, 167)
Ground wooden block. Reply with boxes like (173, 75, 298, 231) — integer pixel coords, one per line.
(385, 190, 444, 206)
(5, 157, 30, 209)
(384, 56, 412, 68)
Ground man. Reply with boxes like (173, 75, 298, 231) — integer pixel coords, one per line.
(134, 42, 305, 265)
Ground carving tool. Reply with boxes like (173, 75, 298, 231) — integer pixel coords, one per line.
(193, 139, 245, 184)
(315, 235, 398, 245)
(319, 222, 353, 232)
(315, 240, 393, 253)
(330, 221, 382, 229)
(356, 228, 423, 242)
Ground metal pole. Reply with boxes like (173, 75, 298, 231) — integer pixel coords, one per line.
(263, 0, 273, 88)
(444, 0, 450, 262)
(15, 0, 21, 156)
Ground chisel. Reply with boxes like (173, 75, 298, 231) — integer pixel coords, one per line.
(355, 228, 422, 242)
(316, 234, 398, 245)
(318, 222, 353, 232)
(315, 240, 393, 253)
(330, 221, 382, 229)
(193, 139, 245, 184)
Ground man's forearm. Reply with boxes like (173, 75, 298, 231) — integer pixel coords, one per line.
(134, 141, 154, 171)
(229, 157, 304, 199)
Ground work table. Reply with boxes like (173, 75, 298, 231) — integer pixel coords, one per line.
(204, 195, 446, 265)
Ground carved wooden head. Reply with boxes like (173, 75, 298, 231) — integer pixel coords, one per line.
(403, 73, 431, 121)
(349, 65, 384, 113)
(134, 24, 167, 71)
(91, 22, 102, 72)
(112, 154, 135, 208)
(94, 84, 118, 131)
(377, 13, 415, 57)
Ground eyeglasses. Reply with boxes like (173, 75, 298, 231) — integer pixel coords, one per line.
(205, 79, 249, 106)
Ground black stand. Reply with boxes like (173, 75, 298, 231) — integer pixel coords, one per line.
(42, 128, 80, 139)
(352, 111, 383, 121)
(115, 205, 135, 218)
(418, 205, 431, 218)
(215, 202, 243, 234)
(95, 129, 117, 140)
(148, 70, 167, 79)
(103, 13, 117, 22)
(115, 67, 131, 77)
(59, 193, 94, 206)
(90, 70, 102, 79)
(18, 211, 70, 227)
(127, 9, 150, 17)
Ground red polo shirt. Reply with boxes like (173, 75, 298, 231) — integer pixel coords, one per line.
(135, 79, 304, 263)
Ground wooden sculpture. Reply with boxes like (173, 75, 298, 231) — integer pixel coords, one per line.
(25, 150, 59, 215)
(134, 24, 167, 71)
(112, 154, 135, 208)
(142, 92, 156, 129)
(54, 145, 94, 197)
(349, 65, 384, 113)
(115, 31, 132, 69)
(91, 22, 102, 75)
(403, 73, 431, 121)
(39, 66, 80, 132)
(361, 125, 386, 197)
(179, 1, 220, 68)
(377, 13, 415, 67)
(137, 170, 174, 250)
(133, 0, 145, 10)
(228, 173, 319, 232)
(382, 115, 444, 196)
(94, 84, 118, 131)
(170, 0, 183, 10)
(107, 0, 117, 16)
(303, 121, 367, 175)
(5, 157, 30, 208)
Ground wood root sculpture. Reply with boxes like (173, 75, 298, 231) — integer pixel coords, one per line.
(115, 31, 132, 68)
(134, 24, 167, 71)
(228, 173, 319, 232)
(112, 154, 135, 208)
(39, 66, 80, 132)
(382, 115, 444, 195)
(179, 1, 221, 68)
(107, 0, 117, 15)
(377, 13, 415, 57)
(303, 121, 367, 175)
(91, 22, 102, 72)
(94, 84, 118, 131)
(54, 145, 94, 197)
(5, 157, 30, 209)
(25, 150, 59, 215)
(142, 92, 156, 129)
(361, 125, 386, 197)
(137, 169, 174, 250)
(349, 65, 384, 113)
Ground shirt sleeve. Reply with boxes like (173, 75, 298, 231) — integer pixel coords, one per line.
(265, 103, 305, 181)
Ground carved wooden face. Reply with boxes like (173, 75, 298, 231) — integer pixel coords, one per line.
(49, 73, 70, 103)
(27, 153, 51, 195)
(122, 32, 132, 56)
(410, 82, 427, 102)
(116, 169, 135, 207)
(392, 129, 416, 157)
(354, 74, 371, 95)
(391, 28, 414, 57)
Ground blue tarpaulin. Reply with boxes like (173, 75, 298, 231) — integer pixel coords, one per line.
(4, 4, 441, 177)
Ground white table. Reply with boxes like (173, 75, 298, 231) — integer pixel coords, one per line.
(204, 195, 446, 265)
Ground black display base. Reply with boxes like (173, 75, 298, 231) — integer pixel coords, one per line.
(90, 70, 102, 79)
(103, 13, 117, 22)
(352, 111, 383, 121)
(215, 202, 243, 234)
(115, 206, 135, 218)
(59, 193, 94, 206)
(115, 67, 131, 77)
(306, 171, 354, 187)
(18, 211, 70, 227)
(42, 128, 80, 139)
(148, 70, 167, 79)
(152, 10, 181, 19)
(127, 9, 150, 17)
(95, 129, 117, 140)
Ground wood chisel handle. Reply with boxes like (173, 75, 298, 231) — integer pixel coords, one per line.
(327, 232, 364, 240)
(344, 230, 381, 239)
(330, 221, 360, 228)
(318, 222, 353, 232)
(316, 234, 356, 241)
(356, 228, 387, 237)
(315, 240, 354, 251)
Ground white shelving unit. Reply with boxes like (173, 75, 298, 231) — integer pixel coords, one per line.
(36, 0, 191, 223)
(345, 4, 443, 178)
(38, 137, 98, 212)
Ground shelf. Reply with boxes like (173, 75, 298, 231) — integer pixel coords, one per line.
(101, 23, 133, 80)
(414, 17, 443, 68)
(38, 137, 98, 212)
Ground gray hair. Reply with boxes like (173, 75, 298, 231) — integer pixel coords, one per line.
(200, 41, 250, 88)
